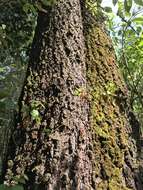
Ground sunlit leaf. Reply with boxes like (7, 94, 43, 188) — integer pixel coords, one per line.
(139, 41, 143, 47)
(31, 109, 39, 119)
(132, 17, 143, 23)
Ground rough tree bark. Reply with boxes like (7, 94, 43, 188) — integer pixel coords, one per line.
(2, 0, 143, 189)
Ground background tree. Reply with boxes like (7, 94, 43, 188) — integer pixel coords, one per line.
(0, 0, 35, 180)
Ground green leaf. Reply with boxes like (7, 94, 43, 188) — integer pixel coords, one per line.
(117, 9, 124, 18)
(112, 0, 118, 6)
(23, 3, 31, 13)
(30, 109, 41, 124)
(134, 0, 143, 5)
(132, 17, 143, 23)
(104, 7, 112, 13)
(23, 3, 36, 14)
(124, 0, 132, 13)
(31, 109, 39, 119)
(0, 67, 6, 72)
(139, 40, 143, 47)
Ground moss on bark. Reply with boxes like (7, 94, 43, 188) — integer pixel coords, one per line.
(82, 7, 142, 189)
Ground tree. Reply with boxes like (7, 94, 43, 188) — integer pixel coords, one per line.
(1, 0, 143, 189)
(0, 0, 35, 181)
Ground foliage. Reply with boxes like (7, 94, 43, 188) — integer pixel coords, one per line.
(23, 0, 58, 14)
(102, 0, 143, 130)
(30, 100, 44, 124)
(0, 1, 36, 178)
(0, 0, 36, 125)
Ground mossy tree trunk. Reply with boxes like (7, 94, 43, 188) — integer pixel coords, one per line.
(2, 0, 143, 189)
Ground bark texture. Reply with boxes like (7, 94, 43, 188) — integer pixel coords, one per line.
(3, 0, 143, 190)
(5, 0, 93, 189)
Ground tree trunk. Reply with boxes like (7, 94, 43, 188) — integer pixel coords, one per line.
(3, 0, 143, 189)
(82, 4, 142, 189)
